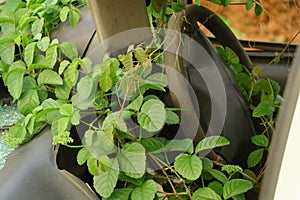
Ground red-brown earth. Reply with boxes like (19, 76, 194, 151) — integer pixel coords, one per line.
(196, 0, 300, 43)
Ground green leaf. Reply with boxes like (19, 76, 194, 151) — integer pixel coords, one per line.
(46, 45, 57, 68)
(172, 2, 185, 12)
(60, 104, 73, 116)
(20, 75, 36, 93)
(147, 72, 168, 87)
(37, 69, 63, 86)
(156, 139, 193, 153)
(60, 6, 70, 22)
(77, 147, 90, 165)
(58, 60, 70, 75)
(151, 0, 164, 13)
(137, 99, 166, 132)
(43, 0, 58, 7)
(80, 57, 92, 74)
(88, 158, 99, 176)
(232, 194, 246, 200)
(28, 63, 52, 70)
(37, 37, 50, 52)
(6, 122, 27, 146)
(255, 3, 263, 16)
(140, 137, 166, 152)
(251, 135, 269, 148)
(0, 37, 14, 46)
(64, 60, 79, 86)
(69, 9, 81, 27)
(0, 15, 14, 23)
(134, 47, 147, 63)
(221, 0, 231, 7)
(72, 76, 97, 110)
(208, 181, 224, 197)
(252, 79, 267, 96)
(84, 130, 116, 159)
(51, 117, 71, 136)
(252, 101, 275, 117)
(195, 0, 201, 6)
(6, 68, 25, 99)
(104, 188, 132, 200)
(246, 0, 254, 10)
(127, 95, 143, 111)
(131, 179, 157, 200)
(109, 58, 120, 83)
(24, 42, 36, 66)
(74, 75, 96, 106)
(100, 68, 113, 92)
(31, 18, 44, 37)
(273, 52, 281, 64)
(247, 149, 264, 168)
(18, 89, 40, 115)
(195, 136, 230, 154)
(71, 110, 80, 125)
(230, 63, 244, 73)
(119, 52, 133, 71)
(269, 79, 281, 101)
(174, 154, 202, 180)
(253, 79, 272, 94)
(139, 80, 166, 92)
(118, 172, 146, 186)
(25, 114, 35, 135)
(94, 158, 119, 198)
(19, 16, 36, 31)
(207, 169, 228, 184)
(0, 42, 15, 64)
(252, 66, 263, 77)
(55, 80, 72, 100)
(192, 187, 222, 200)
(225, 47, 239, 64)
(201, 157, 214, 170)
(60, 42, 78, 59)
(138, 62, 152, 78)
(223, 179, 252, 199)
(118, 142, 146, 179)
(165, 110, 179, 125)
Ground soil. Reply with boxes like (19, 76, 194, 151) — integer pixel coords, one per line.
(195, 0, 300, 43)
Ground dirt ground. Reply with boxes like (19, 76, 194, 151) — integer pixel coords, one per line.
(197, 0, 300, 43)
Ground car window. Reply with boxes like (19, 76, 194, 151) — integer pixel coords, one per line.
(195, 1, 300, 44)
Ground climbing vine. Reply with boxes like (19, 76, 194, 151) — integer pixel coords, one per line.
(0, 0, 284, 199)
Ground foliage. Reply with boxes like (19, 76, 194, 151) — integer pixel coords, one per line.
(217, 46, 280, 182)
(0, 0, 86, 146)
(0, 0, 279, 199)
(147, 0, 263, 28)
(208, 0, 263, 16)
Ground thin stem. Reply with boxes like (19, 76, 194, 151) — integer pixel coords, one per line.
(148, 153, 179, 198)
(262, 30, 300, 72)
(64, 144, 84, 148)
(80, 119, 99, 130)
(257, 159, 269, 181)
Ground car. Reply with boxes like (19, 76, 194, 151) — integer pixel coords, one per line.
(0, 1, 298, 199)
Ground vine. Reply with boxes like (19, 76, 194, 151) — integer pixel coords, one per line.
(0, 0, 286, 199)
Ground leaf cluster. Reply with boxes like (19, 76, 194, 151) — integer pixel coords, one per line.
(208, 0, 263, 16)
(147, 0, 264, 29)
(217, 46, 280, 182)
(0, 0, 85, 146)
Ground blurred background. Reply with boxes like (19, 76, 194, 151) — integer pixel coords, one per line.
(195, 0, 300, 43)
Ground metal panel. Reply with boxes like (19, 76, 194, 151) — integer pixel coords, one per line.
(88, 0, 152, 53)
